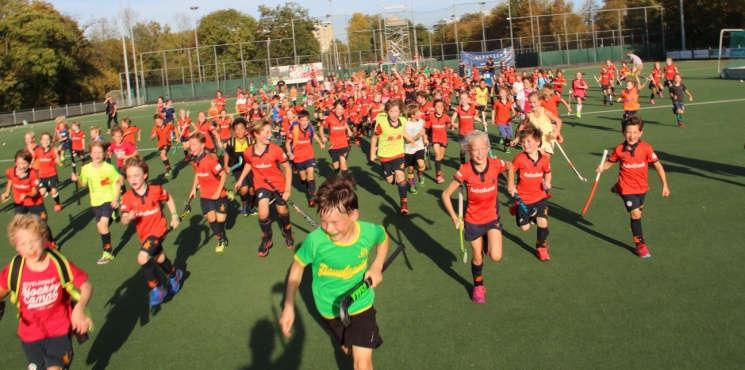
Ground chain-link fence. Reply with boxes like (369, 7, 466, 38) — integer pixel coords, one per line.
(0, 96, 135, 128)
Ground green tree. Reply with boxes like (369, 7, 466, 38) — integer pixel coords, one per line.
(255, 3, 320, 66)
(197, 9, 258, 76)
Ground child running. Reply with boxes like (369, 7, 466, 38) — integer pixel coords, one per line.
(235, 121, 294, 256)
(34, 133, 63, 212)
(223, 117, 255, 216)
(668, 74, 694, 128)
(403, 104, 427, 194)
(441, 130, 512, 303)
(188, 132, 230, 253)
(151, 114, 175, 178)
(370, 99, 413, 215)
(507, 127, 553, 261)
(451, 92, 480, 163)
(571, 72, 589, 118)
(492, 87, 516, 153)
(74, 142, 123, 264)
(320, 100, 353, 177)
(425, 99, 450, 184)
(618, 80, 640, 121)
(0, 214, 93, 370)
(285, 110, 324, 207)
(120, 156, 183, 308)
(279, 176, 389, 370)
(595, 116, 671, 258)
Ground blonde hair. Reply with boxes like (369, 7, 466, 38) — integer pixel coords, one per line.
(7, 214, 47, 246)
(461, 130, 490, 154)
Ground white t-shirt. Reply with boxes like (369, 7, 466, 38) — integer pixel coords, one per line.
(404, 119, 425, 154)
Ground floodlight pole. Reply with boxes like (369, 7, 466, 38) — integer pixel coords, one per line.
(121, 35, 132, 106)
(507, 0, 514, 49)
(291, 18, 298, 64)
(480, 2, 486, 52)
(190, 6, 203, 83)
(679, 0, 686, 50)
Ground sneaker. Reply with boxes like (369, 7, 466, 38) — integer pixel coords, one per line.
(149, 286, 167, 308)
(636, 243, 651, 258)
(400, 200, 409, 216)
(215, 238, 227, 254)
(97, 251, 115, 265)
(53, 204, 62, 212)
(471, 285, 487, 304)
(418, 176, 424, 186)
(536, 245, 550, 261)
(576, 112, 582, 118)
(257, 239, 273, 257)
(168, 269, 184, 295)
(435, 175, 445, 184)
(247, 207, 258, 216)
(409, 186, 418, 195)
(677, 122, 686, 128)
(164, 170, 172, 178)
(283, 230, 295, 249)
(240, 204, 249, 217)
(308, 198, 317, 208)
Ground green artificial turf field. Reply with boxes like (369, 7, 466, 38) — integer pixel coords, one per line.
(0, 60, 744, 369)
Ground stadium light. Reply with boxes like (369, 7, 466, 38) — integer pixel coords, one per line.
(190, 6, 202, 83)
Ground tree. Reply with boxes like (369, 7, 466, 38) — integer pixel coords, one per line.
(255, 3, 320, 66)
(197, 9, 258, 75)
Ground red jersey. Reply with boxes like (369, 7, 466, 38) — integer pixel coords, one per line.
(71, 130, 85, 151)
(553, 76, 566, 93)
(572, 79, 588, 98)
(621, 87, 640, 111)
(288, 123, 316, 163)
(156, 102, 165, 117)
(123, 126, 140, 146)
(419, 101, 435, 116)
(5, 167, 43, 206)
(608, 141, 658, 195)
(33, 147, 57, 178)
(214, 96, 226, 112)
(323, 112, 349, 149)
(217, 117, 232, 141)
(651, 68, 662, 84)
(600, 70, 613, 86)
(493, 99, 512, 125)
(191, 153, 225, 200)
(151, 123, 174, 148)
(0, 256, 88, 342)
(248, 109, 264, 123)
(512, 152, 551, 204)
(426, 112, 450, 145)
(242, 143, 288, 192)
(107, 141, 136, 168)
(120, 184, 170, 241)
(197, 121, 216, 150)
(177, 118, 192, 139)
(664, 64, 678, 81)
(541, 95, 561, 117)
(455, 105, 476, 136)
(454, 158, 506, 224)
(369, 102, 385, 121)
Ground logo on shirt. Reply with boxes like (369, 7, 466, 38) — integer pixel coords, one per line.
(318, 261, 366, 280)
(22, 277, 60, 310)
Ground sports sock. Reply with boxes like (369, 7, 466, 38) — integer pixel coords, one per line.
(141, 259, 159, 288)
(53, 194, 60, 205)
(435, 160, 442, 173)
(101, 233, 112, 251)
(259, 218, 273, 240)
(209, 222, 224, 241)
(307, 179, 316, 195)
(278, 213, 291, 234)
(163, 159, 171, 171)
(537, 227, 549, 247)
(471, 263, 484, 286)
(158, 257, 175, 276)
(397, 182, 408, 200)
(630, 218, 644, 244)
(417, 170, 423, 181)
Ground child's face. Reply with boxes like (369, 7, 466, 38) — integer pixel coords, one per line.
(499, 89, 507, 99)
(13, 228, 44, 261)
(155, 119, 163, 127)
(112, 132, 123, 143)
(255, 125, 272, 144)
(626, 81, 634, 90)
(299, 117, 309, 128)
(334, 104, 345, 116)
(24, 133, 35, 145)
(90, 146, 104, 163)
(529, 95, 541, 109)
(189, 138, 204, 155)
(575, 72, 582, 79)
(125, 166, 148, 190)
(521, 135, 540, 154)
(91, 129, 99, 138)
(234, 124, 247, 138)
(72, 124, 80, 132)
(624, 125, 642, 145)
(468, 137, 489, 164)
(15, 157, 30, 171)
(387, 105, 400, 121)
(320, 208, 359, 242)
(674, 75, 682, 84)
(435, 102, 444, 114)
(460, 95, 470, 106)
(40, 135, 51, 148)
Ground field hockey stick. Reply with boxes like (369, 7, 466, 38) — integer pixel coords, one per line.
(180, 193, 195, 220)
(265, 178, 319, 229)
(75, 179, 80, 205)
(554, 141, 588, 182)
(424, 142, 432, 171)
(339, 243, 405, 327)
(512, 194, 530, 215)
(0, 300, 5, 321)
(480, 110, 495, 158)
(457, 185, 467, 264)
(581, 149, 609, 216)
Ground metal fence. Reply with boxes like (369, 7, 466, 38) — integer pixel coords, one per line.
(0, 99, 136, 128)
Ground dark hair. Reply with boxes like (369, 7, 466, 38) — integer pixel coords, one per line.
(15, 149, 32, 163)
(124, 156, 149, 175)
(405, 103, 419, 118)
(622, 115, 644, 131)
(384, 98, 404, 113)
(189, 131, 206, 144)
(518, 126, 542, 144)
(232, 117, 248, 129)
(315, 176, 358, 215)
(297, 110, 310, 120)
(333, 99, 346, 109)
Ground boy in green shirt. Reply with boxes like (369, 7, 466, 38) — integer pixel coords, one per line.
(73, 141, 122, 264)
(279, 177, 389, 370)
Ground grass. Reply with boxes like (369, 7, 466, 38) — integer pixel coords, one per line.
(0, 60, 744, 369)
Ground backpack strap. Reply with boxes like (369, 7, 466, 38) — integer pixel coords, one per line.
(7, 255, 23, 306)
(46, 249, 81, 303)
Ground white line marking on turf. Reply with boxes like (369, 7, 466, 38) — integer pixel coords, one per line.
(560, 97, 745, 118)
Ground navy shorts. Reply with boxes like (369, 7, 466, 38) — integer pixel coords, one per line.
(293, 159, 317, 171)
(328, 147, 350, 163)
(464, 218, 502, 242)
(140, 235, 165, 256)
(60, 140, 72, 151)
(620, 193, 646, 212)
(515, 200, 548, 227)
(381, 157, 405, 177)
(22, 334, 73, 370)
(232, 170, 252, 188)
(200, 196, 228, 214)
(14, 204, 47, 218)
(324, 307, 383, 350)
(256, 188, 286, 206)
(672, 102, 685, 113)
(92, 203, 114, 221)
(39, 176, 59, 190)
(404, 150, 425, 167)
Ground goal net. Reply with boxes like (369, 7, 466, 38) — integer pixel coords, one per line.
(718, 29, 745, 79)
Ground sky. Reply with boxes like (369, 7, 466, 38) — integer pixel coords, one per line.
(50, 0, 516, 41)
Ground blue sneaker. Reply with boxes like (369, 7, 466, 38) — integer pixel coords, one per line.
(168, 269, 184, 295)
(149, 286, 167, 308)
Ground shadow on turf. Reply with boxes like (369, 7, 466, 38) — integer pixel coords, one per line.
(86, 271, 150, 370)
(548, 201, 636, 256)
(655, 151, 745, 188)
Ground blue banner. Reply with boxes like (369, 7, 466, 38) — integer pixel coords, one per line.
(461, 47, 515, 68)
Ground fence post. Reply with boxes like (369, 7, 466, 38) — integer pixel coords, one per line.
(13, 110, 16, 125)
(617, 9, 624, 49)
(140, 53, 147, 103)
(65, 104, 69, 117)
(49, 106, 53, 120)
(32, 108, 35, 122)
(187, 48, 196, 98)
(80, 102, 83, 115)
(163, 51, 171, 98)
(213, 45, 219, 90)
(239, 43, 246, 89)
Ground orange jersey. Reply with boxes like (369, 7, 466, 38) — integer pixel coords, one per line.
(151, 123, 174, 148)
(33, 147, 57, 178)
(123, 126, 140, 146)
(621, 88, 640, 111)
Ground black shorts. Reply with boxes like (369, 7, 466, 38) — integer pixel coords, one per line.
(464, 218, 502, 242)
(476, 104, 486, 112)
(328, 147, 350, 163)
(404, 150, 425, 167)
(648, 81, 658, 90)
(672, 102, 685, 113)
(515, 200, 548, 227)
(620, 193, 646, 212)
(14, 204, 46, 218)
(39, 176, 59, 190)
(92, 203, 114, 221)
(200, 196, 228, 214)
(140, 235, 165, 256)
(255, 188, 286, 206)
(293, 159, 317, 171)
(381, 157, 405, 177)
(232, 170, 252, 188)
(60, 140, 72, 151)
(325, 307, 383, 350)
(72, 150, 86, 158)
(22, 334, 73, 369)
(158, 144, 171, 152)
(601, 84, 611, 92)
(623, 110, 637, 120)
(664, 79, 673, 88)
